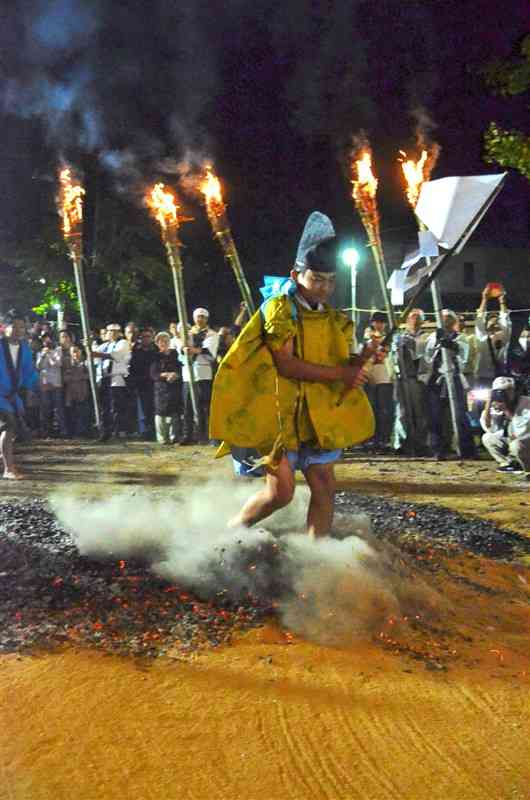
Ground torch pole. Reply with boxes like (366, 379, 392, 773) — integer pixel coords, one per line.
(68, 236, 101, 432)
(163, 235, 200, 425)
(218, 229, 256, 314)
(366, 231, 414, 446)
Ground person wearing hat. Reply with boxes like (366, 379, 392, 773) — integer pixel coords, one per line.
(423, 309, 476, 459)
(481, 376, 530, 474)
(91, 323, 131, 440)
(210, 211, 374, 537)
(0, 312, 38, 479)
(177, 308, 219, 445)
(363, 312, 394, 452)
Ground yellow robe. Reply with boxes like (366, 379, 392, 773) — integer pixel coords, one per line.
(209, 295, 374, 459)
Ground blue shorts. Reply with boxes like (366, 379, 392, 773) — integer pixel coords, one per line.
(286, 446, 342, 472)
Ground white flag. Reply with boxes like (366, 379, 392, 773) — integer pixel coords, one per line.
(415, 174, 506, 250)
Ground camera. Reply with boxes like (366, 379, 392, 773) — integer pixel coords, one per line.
(491, 389, 509, 403)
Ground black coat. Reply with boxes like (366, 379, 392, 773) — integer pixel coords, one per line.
(150, 350, 182, 416)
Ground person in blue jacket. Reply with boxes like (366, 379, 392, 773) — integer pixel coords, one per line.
(0, 311, 38, 479)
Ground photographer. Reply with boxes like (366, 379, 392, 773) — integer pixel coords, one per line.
(481, 376, 530, 474)
(424, 309, 476, 460)
(474, 284, 511, 387)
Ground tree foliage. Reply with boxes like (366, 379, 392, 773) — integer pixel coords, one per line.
(483, 35, 530, 180)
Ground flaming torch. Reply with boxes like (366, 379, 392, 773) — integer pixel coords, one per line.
(199, 167, 255, 314)
(399, 143, 462, 455)
(57, 165, 101, 431)
(351, 146, 395, 326)
(146, 183, 199, 423)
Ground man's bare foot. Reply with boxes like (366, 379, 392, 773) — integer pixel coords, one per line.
(2, 470, 25, 480)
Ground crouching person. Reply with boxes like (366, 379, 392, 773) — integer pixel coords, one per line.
(481, 376, 530, 475)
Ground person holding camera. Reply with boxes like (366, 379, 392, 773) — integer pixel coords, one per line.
(474, 284, 511, 386)
(481, 376, 530, 474)
(424, 309, 476, 459)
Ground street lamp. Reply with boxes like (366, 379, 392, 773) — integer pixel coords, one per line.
(341, 247, 360, 326)
(53, 303, 64, 331)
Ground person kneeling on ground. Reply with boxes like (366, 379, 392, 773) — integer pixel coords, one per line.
(209, 211, 375, 538)
(481, 376, 530, 475)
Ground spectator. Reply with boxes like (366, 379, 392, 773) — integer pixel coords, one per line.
(168, 321, 179, 350)
(363, 312, 393, 452)
(91, 323, 131, 441)
(124, 321, 139, 349)
(474, 285, 511, 386)
(37, 334, 67, 437)
(216, 302, 250, 363)
(179, 308, 219, 445)
(24, 336, 42, 432)
(63, 345, 90, 437)
(424, 309, 476, 460)
(481, 376, 530, 474)
(128, 328, 157, 439)
(151, 331, 182, 444)
(509, 315, 530, 394)
(392, 308, 430, 456)
(0, 312, 38, 479)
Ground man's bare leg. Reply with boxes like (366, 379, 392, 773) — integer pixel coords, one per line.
(303, 462, 336, 538)
(1, 430, 21, 479)
(228, 455, 295, 528)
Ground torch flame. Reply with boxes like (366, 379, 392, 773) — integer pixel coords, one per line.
(352, 151, 378, 202)
(399, 149, 428, 208)
(58, 167, 85, 236)
(199, 167, 225, 215)
(147, 183, 179, 231)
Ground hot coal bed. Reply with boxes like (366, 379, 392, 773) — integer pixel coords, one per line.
(1, 494, 529, 660)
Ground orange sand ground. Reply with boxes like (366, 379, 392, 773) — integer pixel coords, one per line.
(1, 442, 529, 800)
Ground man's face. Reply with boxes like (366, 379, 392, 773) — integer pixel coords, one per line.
(487, 316, 500, 335)
(407, 311, 423, 333)
(292, 269, 336, 305)
(108, 328, 121, 341)
(140, 331, 153, 348)
(6, 320, 26, 341)
(59, 331, 72, 349)
(442, 313, 456, 333)
(372, 320, 386, 334)
(125, 325, 137, 341)
(100, 328, 108, 341)
(194, 314, 208, 329)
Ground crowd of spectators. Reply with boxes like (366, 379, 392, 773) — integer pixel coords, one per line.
(1, 285, 530, 479)
(362, 285, 530, 475)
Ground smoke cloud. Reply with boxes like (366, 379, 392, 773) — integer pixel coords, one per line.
(51, 483, 440, 646)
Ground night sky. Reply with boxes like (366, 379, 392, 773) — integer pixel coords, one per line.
(1, 0, 528, 320)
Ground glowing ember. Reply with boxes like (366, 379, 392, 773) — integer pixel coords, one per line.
(199, 167, 225, 215)
(58, 166, 85, 236)
(147, 182, 179, 231)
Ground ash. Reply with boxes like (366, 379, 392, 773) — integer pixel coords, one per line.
(335, 492, 530, 559)
(0, 492, 528, 659)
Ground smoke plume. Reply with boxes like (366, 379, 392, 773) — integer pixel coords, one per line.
(51, 483, 440, 646)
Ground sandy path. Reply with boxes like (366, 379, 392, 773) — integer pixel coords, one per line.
(1, 443, 529, 799)
(1, 629, 528, 800)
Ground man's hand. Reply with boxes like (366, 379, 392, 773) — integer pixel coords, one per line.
(340, 361, 368, 389)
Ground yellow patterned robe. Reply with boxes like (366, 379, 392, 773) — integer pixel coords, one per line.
(209, 295, 374, 460)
